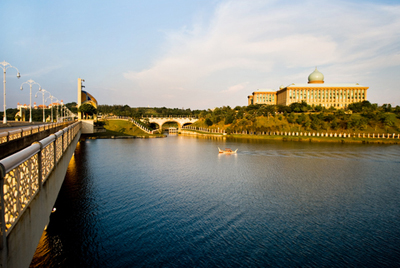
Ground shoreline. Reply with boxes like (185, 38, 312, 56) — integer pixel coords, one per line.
(81, 134, 167, 140)
(179, 130, 400, 144)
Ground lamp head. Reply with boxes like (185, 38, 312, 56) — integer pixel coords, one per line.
(39, 87, 42, 91)
(35, 94, 38, 98)
(20, 86, 23, 91)
(17, 73, 20, 79)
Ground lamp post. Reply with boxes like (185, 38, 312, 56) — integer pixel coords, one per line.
(35, 89, 50, 122)
(53, 98, 60, 122)
(60, 100, 64, 122)
(20, 79, 41, 123)
(1, 61, 21, 123)
(45, 94, 55, 122)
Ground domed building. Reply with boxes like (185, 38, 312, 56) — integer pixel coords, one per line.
(307, 67, 324, 84)
(248, 68, 369, 109)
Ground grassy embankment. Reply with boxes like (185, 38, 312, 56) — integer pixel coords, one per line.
(183, 115, 400, 144)
(85, 119, 165, 138)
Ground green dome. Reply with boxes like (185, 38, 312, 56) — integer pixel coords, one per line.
(308, 67, 324, 83)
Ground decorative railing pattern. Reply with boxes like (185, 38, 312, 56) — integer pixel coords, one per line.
(41, 141, 54, 183)
(0, 122, 70, 145)
(56, 137, 63, 162)
(130, 118, 154, 134)
(143, 115, 198, 119)
(0, 121, 81, 237)
(181, 126, 400, 139)
(182, 126, 226, 134)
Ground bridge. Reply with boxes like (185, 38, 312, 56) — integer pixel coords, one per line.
(143, 116, 198, 132)
(105, 116, 198, 133)
(0, 121, 81, 268)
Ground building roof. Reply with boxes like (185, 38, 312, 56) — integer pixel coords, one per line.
(286, 83, 368, 88)
(81, 90, 98, 108)
(254, 89, 276, 93)
(308, 67, 324, 83)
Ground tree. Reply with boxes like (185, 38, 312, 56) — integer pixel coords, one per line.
(205, 118, 213, 126)
(287, 112, 296, 124)
(224, 114, 234, 124)
(78, 103, 97, 118)
(314, 105, 324, 112)
(331, 118, 339, 130)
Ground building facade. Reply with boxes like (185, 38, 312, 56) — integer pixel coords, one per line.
(248, 90, 277, 105)
(248, 68, 369, 108)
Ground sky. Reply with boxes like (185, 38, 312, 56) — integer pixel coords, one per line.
(1, 0, 400, 110)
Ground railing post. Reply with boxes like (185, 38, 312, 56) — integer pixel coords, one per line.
(0, 165, 6, 252)
(54, 135, 58, 168)
(34, 142, 43, 190)
(62, 129, 65, 153)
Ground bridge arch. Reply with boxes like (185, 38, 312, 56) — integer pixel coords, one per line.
(142, 116, 198, 133)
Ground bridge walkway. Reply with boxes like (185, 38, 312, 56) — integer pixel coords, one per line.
(0, 122, 74, 159)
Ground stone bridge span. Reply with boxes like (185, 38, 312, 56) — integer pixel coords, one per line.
(143, 116, 198, 132)
(0, 121, 81, 268)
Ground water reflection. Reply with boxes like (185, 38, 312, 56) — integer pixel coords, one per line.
(31, 137, 400, 267)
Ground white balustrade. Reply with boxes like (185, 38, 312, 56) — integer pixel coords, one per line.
(0, 121, 81, 236)
(0, 122, 70, 145)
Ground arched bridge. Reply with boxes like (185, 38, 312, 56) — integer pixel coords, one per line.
(142, 116, 198, 132)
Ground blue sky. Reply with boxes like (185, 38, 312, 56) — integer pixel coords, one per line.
(1, 0, 399, 109)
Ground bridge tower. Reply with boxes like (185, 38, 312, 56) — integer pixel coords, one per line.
(77, 78, 85, 120)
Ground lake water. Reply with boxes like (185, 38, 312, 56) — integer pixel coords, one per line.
(30, 135, 400, 267)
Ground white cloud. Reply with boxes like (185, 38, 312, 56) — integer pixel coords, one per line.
(23, 64, 64, 78)
(123, 0, 400, 108)
(223, 82, 249, 93)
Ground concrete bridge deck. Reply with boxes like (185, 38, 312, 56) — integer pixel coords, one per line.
(0, 122, 74, 159)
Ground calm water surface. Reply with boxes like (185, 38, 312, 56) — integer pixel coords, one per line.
(31, 136, 400, 267)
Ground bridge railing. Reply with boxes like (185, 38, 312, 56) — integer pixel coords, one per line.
(104, 116, 130, 120)
(0, 122, 71, 145)
(0, 121, 81, 238)
(182, 126, 400, 139)
(143, 115, 198, 119)
(182, 126, 226, 134)
(129, 118, 154, 134)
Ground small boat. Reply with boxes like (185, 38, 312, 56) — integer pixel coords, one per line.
(218, 147, 238, 154)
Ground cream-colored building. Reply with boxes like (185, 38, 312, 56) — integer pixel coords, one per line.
(248, 68, 369, 108)
(248, 89, 277, 105)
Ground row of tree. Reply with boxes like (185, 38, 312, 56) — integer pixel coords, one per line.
(97, 105, 203, 118)
(198, 101, 400, 133)
(94, 101, 400, 134)
(2, 101, 398, 134)
(0, 102, 79, 122)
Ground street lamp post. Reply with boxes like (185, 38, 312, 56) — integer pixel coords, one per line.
(53, 98, 60, 122)
(45, 94, 55, 122)
(21, 79, 41, 123)
(1, 61, 21, 123)
(35, 89, 50, 122)
(53, 99, 63, 122)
